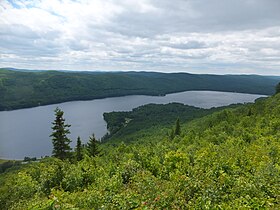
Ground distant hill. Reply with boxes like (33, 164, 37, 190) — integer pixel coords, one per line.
(0, 68, 279, 111)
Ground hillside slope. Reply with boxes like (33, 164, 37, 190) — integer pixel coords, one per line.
(103, 103, 238, 142)
(0, 94, 279, 209)
(0, 68, 279, 110)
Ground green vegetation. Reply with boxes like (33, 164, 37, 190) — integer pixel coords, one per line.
(75, 137, 83, 161)
(103, 103, 236, 142)
(87, 134, 101, 157)
(50, 107, 72, 160)
(0, 159, 7, 164)
(1, 93, 280, 209)
(0, 159, 22, 173)
(23, 157, 37, 162)
(0, 68, 279, 110)
(275, 82, 280, 94)
(173, 118, 181, 137)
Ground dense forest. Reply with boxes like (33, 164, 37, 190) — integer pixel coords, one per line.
(0, 91, 279, 209)
(0, 68, 279, 111)
(102, 103, 239, 142)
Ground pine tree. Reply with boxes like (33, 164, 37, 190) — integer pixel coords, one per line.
(50, 107, 72, 160)
(174, 118, 181, 136)
(87, 133, 100, 157)
(75, 136, 83, 161)
(275, 82, 280, 94)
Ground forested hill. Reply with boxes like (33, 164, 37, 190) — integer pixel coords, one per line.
(0, 68, 279, 110)
(103, 103, 238, 142)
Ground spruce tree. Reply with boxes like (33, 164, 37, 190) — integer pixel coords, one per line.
(87, 133, 100, 157)
(75, 136, 83, 161)
(174, 118, 181, 136)
(50, 107, 72, 160)
(275, 82, 280, 94)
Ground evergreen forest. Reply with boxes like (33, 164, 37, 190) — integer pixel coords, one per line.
(0, 68, 279, 111)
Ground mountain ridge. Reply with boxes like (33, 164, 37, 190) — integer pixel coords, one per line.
(0, 68, 279, 111)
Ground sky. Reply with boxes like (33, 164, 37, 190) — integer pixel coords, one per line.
(0, 0, 280, 75)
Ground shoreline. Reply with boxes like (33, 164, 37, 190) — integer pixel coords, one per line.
(0, 89, 268, 112)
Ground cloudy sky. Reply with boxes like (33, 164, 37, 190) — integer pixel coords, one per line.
(1, 0, 280, 75)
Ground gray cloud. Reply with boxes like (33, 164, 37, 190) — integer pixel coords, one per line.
(0, 24, 40, 39)
(108, 0, 280, 37)
(167, 41, 207, 50)
(0, 0, 280, 75)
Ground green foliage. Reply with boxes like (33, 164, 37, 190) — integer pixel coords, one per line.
(174, 118, 181, 136)
(75, 136, 83, 161)
(0, 68, 278, 111)
(86, 134, 101, 157)
(0, 160, 22, 173)
(1, 94, 280, 209)
(275, 82, 280, 94)
(103, 103, 229, 142)
(169, 128, 175, 140)
(23, 157, 37, 162)
(50, 107, 72, 160)
(168, 118, 181, 140)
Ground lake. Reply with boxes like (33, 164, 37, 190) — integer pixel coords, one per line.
(0, 91, 266, 159)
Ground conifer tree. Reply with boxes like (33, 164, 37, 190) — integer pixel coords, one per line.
(275, 82, 280, 94)
(87, 133, 100, 157)
(50, 107, 72, 160)
(174, 118, 181, 136)
(75, 136, 83, 161)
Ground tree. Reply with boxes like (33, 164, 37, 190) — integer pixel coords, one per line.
(169, 118, 181, 140)
(174, 118, 181, 136)
(50, 107, 72, 160)
(87, 133, 100, 157)
(275, 82, 280, 94)
(75, 136, 83, 161)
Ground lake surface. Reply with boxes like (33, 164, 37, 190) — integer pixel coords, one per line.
(0, 91, 266, 159)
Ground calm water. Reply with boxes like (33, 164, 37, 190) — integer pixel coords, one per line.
(0, 91, 266, 159)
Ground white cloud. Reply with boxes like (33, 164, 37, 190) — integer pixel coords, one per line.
(0, 0, 280, 75)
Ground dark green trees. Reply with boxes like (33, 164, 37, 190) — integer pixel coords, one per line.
(87, 134, 100, 157)
(50, 108, 100, 160)
(169, 118, 181, 140)
(50, 107, 72, 160)
(275, 82, 280, 94)
(174, 118, 181, 136)
(75, 136, 83, 161)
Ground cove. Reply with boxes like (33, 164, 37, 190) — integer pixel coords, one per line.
(0, 91, 266, 159)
